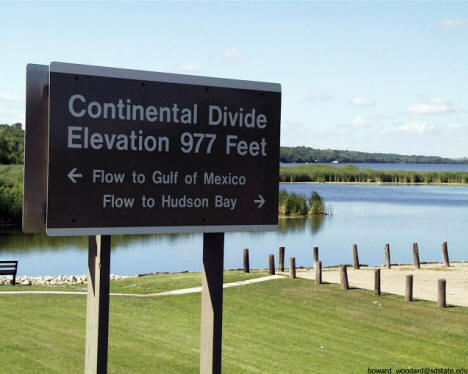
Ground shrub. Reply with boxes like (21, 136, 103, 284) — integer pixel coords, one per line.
(0, 179, 22, 224)
(279, 190, 329, 217)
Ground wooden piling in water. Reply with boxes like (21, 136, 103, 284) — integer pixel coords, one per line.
(405, 274, 413, 302)
(412, 243, 420, 269)
(289, 257, 296, 279)
(313, 246, 319, 266)
(385, 243, 391, 269)
(243, 248, 249, 273)
(340, 265, 349, 290)
(268, 254, 275, 275)
(352, 244, 360, 270)
(315, 261, 322, 285)
(442, 242, 450, 267)
(374, 268, 381, 296)
(279, 246, 285, 272)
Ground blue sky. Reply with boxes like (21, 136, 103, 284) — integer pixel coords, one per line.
(1, 1, 467, 158)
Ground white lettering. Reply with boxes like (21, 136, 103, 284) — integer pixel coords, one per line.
(68, 126, 82, 149)
(102, 194, 134, 208)
(145, 106, 158, 122)
(88, 101, 102, 119)
(161, 195, 209, 208)
(93, 170, 125, 184)
(225, 135, 267, 157)
(215, 195, 237, 210)
(66, 126, 169, 152)
(203, 172, 246, 186)
(208, 105, 222, 126)
(68, 94, 86, 118)
(66, 95, 197, 124)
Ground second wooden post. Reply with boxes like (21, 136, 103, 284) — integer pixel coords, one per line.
(200, 233, 224, 374)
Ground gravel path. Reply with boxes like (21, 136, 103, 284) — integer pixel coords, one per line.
(298, 262, 468, 307)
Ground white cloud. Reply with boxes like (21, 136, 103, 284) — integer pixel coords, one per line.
(222, 48, 244, 62)
(368, 114, 393, 120)
(350, 97, 375, 106)
(445, 124, 468, 136)
(0, 93, 24, 102)
(407, 99, 453, 114)
(178, 64, 202, 73)
(448, 124, 467, 129)
(381, 122, 433, 135)
(351, 116, 368, 127)
(439, 19, 468, 28)
(303, 92, 332, 102)
(281, 120, 303, 129)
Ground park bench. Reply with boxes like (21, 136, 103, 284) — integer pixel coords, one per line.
(0, 261, 18, 285)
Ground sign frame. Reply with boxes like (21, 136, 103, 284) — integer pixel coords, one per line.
(35, 62, 282, 236)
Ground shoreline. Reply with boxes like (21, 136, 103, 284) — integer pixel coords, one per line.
(3, 261, 468, 286)
(2, 263, 468, 308)
(0, 268, 259, 286)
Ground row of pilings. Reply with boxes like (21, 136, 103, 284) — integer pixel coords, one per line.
(242, 241, 452, 308)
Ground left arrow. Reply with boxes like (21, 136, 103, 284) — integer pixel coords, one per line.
(67, 168, 83, 183)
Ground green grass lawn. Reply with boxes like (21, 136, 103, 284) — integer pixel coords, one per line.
(1, 276, 467, 373)
(109, 269, 268, 294)
(0, 270, 269, 294)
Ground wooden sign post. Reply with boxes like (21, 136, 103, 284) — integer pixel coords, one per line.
(200, 233, 224, 374)
(85, 236, 111, 374)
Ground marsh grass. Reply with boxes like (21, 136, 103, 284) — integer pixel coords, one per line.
(280, 163, 468, 184)
(279, 190, 330, 217)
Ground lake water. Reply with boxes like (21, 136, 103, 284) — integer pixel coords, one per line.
(1, 182, 467, 276)
(281, 162, 468, 172)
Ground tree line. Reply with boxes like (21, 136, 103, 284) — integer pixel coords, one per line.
(0, 123, 24, 164)
(280, 146, 466, 164)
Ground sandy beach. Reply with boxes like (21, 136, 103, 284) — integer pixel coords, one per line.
(298, 262, 468, 307)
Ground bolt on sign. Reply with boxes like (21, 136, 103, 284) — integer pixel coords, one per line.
(25, 62, 281, 236)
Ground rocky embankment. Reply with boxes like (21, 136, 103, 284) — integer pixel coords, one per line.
(0, 274, 131, 286)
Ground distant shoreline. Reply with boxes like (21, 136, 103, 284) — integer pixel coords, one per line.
(279, 145, 468, 165)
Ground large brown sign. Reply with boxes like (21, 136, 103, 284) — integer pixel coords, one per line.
(45, 62, 281, 236)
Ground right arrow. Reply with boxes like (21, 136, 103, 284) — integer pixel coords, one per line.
(67, 168, 83, 183)
(254, 194, 265, 208)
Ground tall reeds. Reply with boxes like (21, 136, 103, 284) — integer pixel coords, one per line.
(279, 190, 330, 217)
(280, 164, 468, 184)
